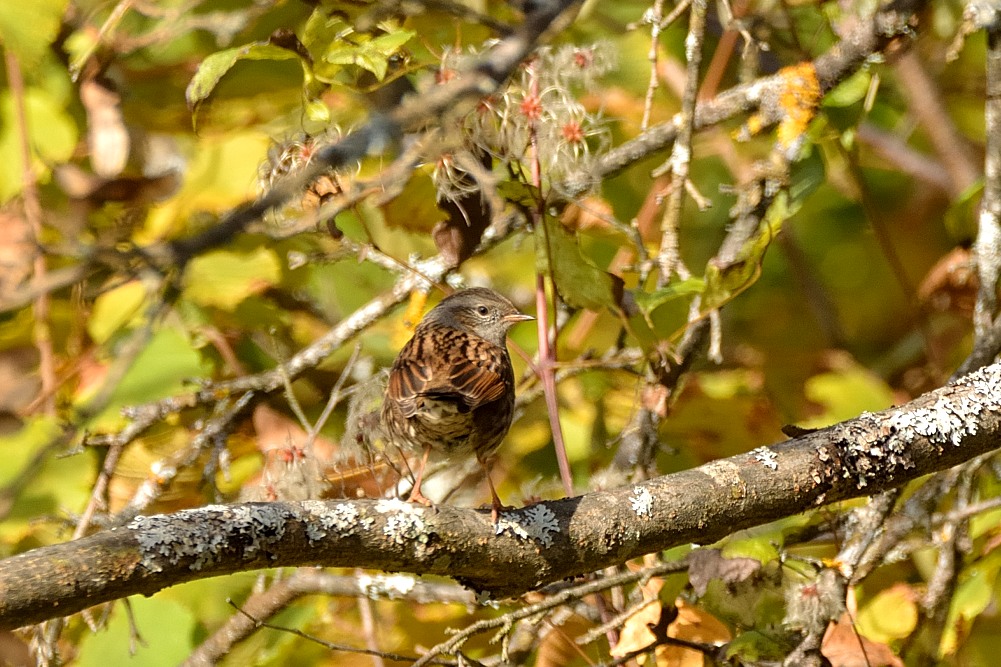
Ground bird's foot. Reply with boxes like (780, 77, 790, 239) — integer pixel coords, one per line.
(406, 488, 438, 513)
(484, 501, 517, 524)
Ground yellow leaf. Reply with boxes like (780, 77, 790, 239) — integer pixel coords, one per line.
(856, 584, 918, 643)
(88, 280, 147, 344)
(183, 245, 282, 311)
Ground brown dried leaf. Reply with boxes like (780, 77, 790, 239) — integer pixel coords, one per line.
(917, 246, 977, 316)
(822, 613, 904, 667)
(611, 599, 663, 659)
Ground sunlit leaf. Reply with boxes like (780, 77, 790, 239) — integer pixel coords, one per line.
(0, 88, 78, 202)
(721, 526, 785, 564)
(703, 152, 824, 310)
(941, 555, 1001, 655)
(80, 327, 209, 430)
(797, 356, 895, 428)
(0, 417, 62, 487)
(76, 596, 196, 667)
(324, 29, 415, 81)
(824, 69, 872, 108)
(88, 281, 148, 344)
(632, 279, 705, 315)
(856, 584, 919, 643)
(186, 42, 302, 112)
(183, 245, 282, 311)
(0, 0, 68, 66)
(304, 98, 331, 123)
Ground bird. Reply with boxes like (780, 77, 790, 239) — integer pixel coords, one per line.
(382, 287, 533, 521)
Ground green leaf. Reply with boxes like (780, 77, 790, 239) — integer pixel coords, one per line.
(725, 631, 787, 661)
(942, 554, 1001, 654)
(381, 167, 448, 233)
(0, 0, 68, 66)
(944, 179, 983, 243)
(183, 245, 282, 311)
(535, 215, 623, 311)
(787, 150, 825, 210)
(721, 524, 790, 564)
(81, 327, 209, 430)
(702, 226, 773, 311)
(304, 98, 331, 123)
(88, 281, 148, 345)
(856, 584, 919, 643)
(0, 417, 94, 543)
(0, 87, 78, 202)
(369, 29, 417, 56)
(324, 29, 414, 81)
(76, 596, 197, 667)
(798, 361, 894, 429)
(631, 279, 705, 315)
(186, 42, 301, 111)
(497, 179, 542, 208)
(824, 69, 872, 108)
(0, 417, 62, 487)
(703, 153, 824, 310)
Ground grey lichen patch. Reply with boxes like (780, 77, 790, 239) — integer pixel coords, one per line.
(356, 573, 417, 600)
(130, 503, 288, 573)
(301, 500, 373, 543)
(832, 364, 1001, 489)
(752, 446, 779, 470)
(495, 504, 560, 547)
(376, 499, 431, 547)
(630, 486, 654, 517)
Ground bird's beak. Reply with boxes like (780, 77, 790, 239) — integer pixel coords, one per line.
(504, 313, 535, 324)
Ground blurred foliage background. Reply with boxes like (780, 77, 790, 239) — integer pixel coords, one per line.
(1, 0, 997, 664)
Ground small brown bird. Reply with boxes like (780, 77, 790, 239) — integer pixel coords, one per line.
(382, 287, 533, 521)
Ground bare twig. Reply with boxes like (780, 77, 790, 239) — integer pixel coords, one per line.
(4, 51, 55, 415)
(894, 49, 980, 197)
(974, 5, 1001, 344)
(655, 0, 706, 287)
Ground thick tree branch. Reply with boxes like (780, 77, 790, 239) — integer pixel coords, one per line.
(2, 362, 1000, 630)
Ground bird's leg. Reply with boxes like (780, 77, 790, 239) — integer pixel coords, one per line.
(407, 445, 434, 506)
(482, 460, 510, 523)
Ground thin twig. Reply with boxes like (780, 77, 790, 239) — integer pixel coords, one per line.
(975, 10, 1001, 340)
(656, 0, 706, 287)
(524, 59, 575, 497)
(411, 559, 689, 667)
(4, 51, 55, 415)
(640, 0, 668, 131)
(227, 600, 449, 665)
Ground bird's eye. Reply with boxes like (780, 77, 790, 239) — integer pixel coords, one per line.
(476, 305, 489, 316)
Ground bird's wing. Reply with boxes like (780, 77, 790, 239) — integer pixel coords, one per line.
(386, 350, 431, 419)
(386, 330, 508, 417)
(439, 342, 508, 410)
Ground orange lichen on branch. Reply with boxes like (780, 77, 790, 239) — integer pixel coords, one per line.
(735, 62, 822, 149)
(776, 62, 821, 149)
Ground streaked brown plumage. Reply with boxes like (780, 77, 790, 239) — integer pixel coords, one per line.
(382, 287, 533, 521)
